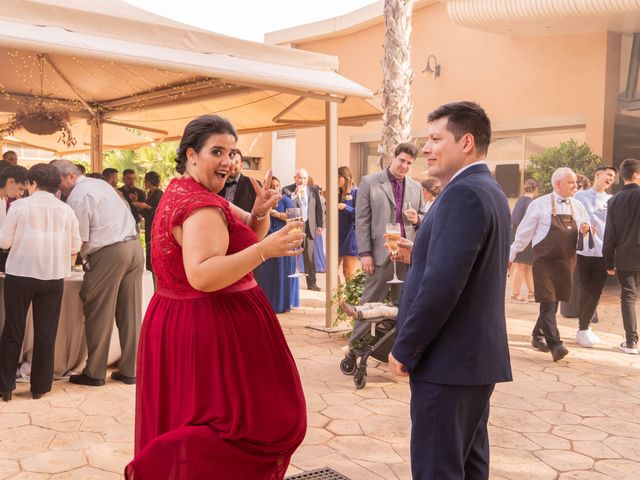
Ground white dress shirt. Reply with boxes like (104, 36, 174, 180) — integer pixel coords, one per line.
(574, 188, 611, 258)
(509, 192, 589, 262)
(0, 197, 6, 228)
(0, 191, 81, 280)
(65, 176, 137, 258)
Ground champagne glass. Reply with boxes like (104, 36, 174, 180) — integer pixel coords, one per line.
(386, 223, 403, 284)
(286, 208, 306, 278)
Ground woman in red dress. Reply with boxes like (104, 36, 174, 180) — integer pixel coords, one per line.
(126, 115, 307, 479)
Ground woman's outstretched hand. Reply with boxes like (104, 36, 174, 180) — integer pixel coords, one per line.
(250, 170, 281, 217)
(259, 221, 305, 259)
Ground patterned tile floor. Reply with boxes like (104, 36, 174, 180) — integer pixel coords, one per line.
(0, 274, 639, 479)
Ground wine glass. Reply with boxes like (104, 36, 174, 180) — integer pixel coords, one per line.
(286, 208, 306, 278)
(386, 223, 403, 284)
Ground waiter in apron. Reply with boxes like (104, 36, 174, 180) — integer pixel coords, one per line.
(510, 167, 591, 361)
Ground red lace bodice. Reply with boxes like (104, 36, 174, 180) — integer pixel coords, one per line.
(151, 176, 257, 293)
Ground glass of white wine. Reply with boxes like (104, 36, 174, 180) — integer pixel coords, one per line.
(386, 222, 403, 284)
(286, 207, 306, 278)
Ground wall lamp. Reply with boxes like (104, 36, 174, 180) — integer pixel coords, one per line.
(422, 54, 441, 78)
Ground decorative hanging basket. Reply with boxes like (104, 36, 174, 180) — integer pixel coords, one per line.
(7, 101, 77, 147)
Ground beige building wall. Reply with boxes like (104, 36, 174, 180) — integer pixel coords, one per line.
(274, 2, 616, 190)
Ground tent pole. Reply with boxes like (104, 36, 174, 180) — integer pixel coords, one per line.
(324, 101, 339, 328)
(90, 115, 104, 173)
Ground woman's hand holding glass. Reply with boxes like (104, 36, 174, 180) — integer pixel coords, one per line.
(258, 221, 305, 259)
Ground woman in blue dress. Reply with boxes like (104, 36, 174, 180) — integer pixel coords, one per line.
(255, 177, 300, 313)
(338, 166, 359, 281)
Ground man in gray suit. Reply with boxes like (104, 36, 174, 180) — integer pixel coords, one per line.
(283, 168, 324, 291)
(350, 142, 426, 345)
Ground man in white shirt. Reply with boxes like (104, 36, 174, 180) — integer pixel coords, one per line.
(510, 167, 591, 361)
(573, 165, 617, 347)
(52, 160, 144, 386)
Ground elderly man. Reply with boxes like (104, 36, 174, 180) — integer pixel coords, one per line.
(511, 167, 591, 361)
(573, 165, 617, 347)
(218, 149, 258, 212)
(283, 168, 324, 291)
(604, 158, 640, 354)
(52, 160, 144, 386)
(0, 151, 18, 169)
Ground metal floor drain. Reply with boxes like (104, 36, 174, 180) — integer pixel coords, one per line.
(285, 467, 351, 480)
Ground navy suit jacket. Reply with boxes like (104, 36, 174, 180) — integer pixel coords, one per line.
(392, 164, 513, 385)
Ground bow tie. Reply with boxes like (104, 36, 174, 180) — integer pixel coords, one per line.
(226, 180, 238, 186)
(557, 198, 569, 204)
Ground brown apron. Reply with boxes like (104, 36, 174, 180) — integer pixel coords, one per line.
(532, 195, 578, 303)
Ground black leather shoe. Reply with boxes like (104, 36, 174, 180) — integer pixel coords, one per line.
(31, 392, 42, 400)
(1, 391, 11, 402)
(531, 336, 550, 353)
(551, 344, 569, 362)
(111, 371, 136, 385)
(308, 285, 321, 291)
(69, 373, 105, 386)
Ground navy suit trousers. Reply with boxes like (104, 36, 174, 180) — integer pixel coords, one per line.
(409, 380, 495, 480)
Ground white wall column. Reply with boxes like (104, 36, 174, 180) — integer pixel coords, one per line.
(271, 130, 296, 183)
(325, 101, 339, 327)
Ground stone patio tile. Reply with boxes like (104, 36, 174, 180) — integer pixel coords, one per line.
(5, 473, 49, 479)
(391, 442, 411, 462)
(79, 415, 118, 433)
(31, 407, 85, 432)
(490, 447, 558, 480)
(321, 404, 371, 420)
(306, 412, 330, 428)
(552, 424, 608, 441)
(0, 426, 55, 460)
(523, 433, 571, 450)
(490, 407, 551, 433)
(354, 387, 389, 400)
(596, 403, 640, 423)
(382, 384, 410, 403)
(490, 391, 537, 411)
(488, 426, 540, 451)
(573, 440, 621, 459)
(321, 392, 359, 406)
(301, 427, 334, 445)
(49, 466, 121, 479)
(359, 414, 410, 444)
(326, 420, 363, 436)
(0, 414, 29, 430)
(0, 459, 20, 480)
(582, 417, 640, 439)
(594, 459, 640, 479)
(558, 470, 617, 479)
(359, 398, 408, 417)
(77, 390, 134, 417)
(85, 443, 133, 474)
(49, 432, 105, 451)
(20, 450, 87, 474)
(523, 396, 565, 411)
(534, 449, 594, 471)
(328, 436, 404, 463)
(533, 410, 582, 426)
(603, 435, 640, 460)
(564, 403, 605, 417)
(389, 460, 412, 480)
(355, 459, 402, 479)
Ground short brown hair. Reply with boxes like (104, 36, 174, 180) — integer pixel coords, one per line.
(394, 142, 419, 159)
(28, 163, 61, 193)
(421, 177, 442, 196)
(523, 179, 538, 194)
(427, 101, 491, 156)
(620, 158, 640, 181)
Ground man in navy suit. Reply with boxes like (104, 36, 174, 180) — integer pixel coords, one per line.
(389, 101, 513, 479)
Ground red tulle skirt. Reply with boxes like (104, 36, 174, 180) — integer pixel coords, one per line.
(126, 283, 306, 479)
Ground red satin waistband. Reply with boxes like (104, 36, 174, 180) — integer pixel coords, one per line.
(156, 279, 257, 299)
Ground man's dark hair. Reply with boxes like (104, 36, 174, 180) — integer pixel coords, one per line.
(523, 178, 539, 194)
(620, 158, 640, 181)
(0, 165, 28, 188)
(102, 167, 118, 177)
(427, 101, 491, 156)
(75, 163, 86, 175)
(123, 168, 135, 176)
(394, 142, 419, 159)
(175, 115, 238, 174)
(87, 172, 107, 181)
(144, 171, 161, 187)
(27, 163, 61, 193)
(2, 150, 17, 161)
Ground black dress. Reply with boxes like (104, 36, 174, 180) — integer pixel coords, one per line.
(141, 189, 163, 271)
(511, 195, 533, 265)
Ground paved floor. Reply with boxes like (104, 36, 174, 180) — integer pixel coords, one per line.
(0, 275, 639, 479)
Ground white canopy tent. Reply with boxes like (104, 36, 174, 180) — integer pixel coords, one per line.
(0, 0, 381, 326)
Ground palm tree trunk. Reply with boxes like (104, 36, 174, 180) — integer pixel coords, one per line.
(380, 0, 414, 168)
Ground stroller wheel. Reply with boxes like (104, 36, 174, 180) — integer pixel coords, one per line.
(354, 369, 367, 389)
(340, 356, 357, 375)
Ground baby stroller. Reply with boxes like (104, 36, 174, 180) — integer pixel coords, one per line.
(339, 303, 398, 389)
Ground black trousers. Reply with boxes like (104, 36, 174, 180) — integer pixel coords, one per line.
(533, 301, 562, 347)
(576, 256, 608, 330)
(302, 221, 317, 288)
(617, 270, 639, 343)
(0, 275, 63, 394)
(409, 379, 495, 480)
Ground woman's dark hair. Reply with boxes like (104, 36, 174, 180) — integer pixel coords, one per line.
(523, 178, 538, 194)
(144, 171, 161, 187)
(87, 172, 107, 181)
(175, 115, 238, 174)
(27, 163, 61, 193)
(421, 177, 442, 197)
(0, 165, 28, 188)
(338, 166, 354, 200)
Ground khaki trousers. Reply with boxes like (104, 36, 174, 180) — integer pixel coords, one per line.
(80, 239, 144, 379)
